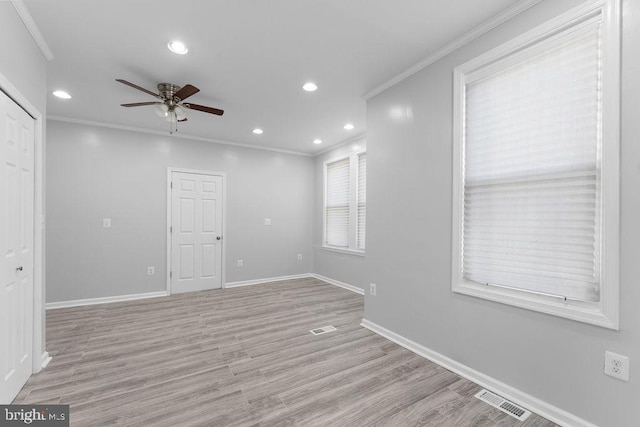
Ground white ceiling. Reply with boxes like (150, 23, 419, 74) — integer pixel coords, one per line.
(24, 0, 520, 155)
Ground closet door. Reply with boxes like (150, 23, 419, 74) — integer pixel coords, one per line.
(0, 90, 34, 404)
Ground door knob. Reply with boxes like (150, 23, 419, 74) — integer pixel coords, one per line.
(216, 236, 222, 241)
(16, 266, 23, 272)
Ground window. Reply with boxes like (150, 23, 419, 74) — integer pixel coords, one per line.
(452, 0, 619, 328)
(324, 152, 366, 253)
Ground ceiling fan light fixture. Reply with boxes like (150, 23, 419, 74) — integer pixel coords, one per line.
(155, 103, 169, 118)
(168, 40, 188, 55)
(174, 105, 187, 121)
(313, 139, 322, 145)
(52, 90, 71, 99)
(343, 123, 355, 130)
(252, 128, 263, 134)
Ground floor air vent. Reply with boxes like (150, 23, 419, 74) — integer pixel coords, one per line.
(474, 389, 531, 421)
(310, 325, 337, 335)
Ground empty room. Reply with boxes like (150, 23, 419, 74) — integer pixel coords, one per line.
(1, 0, 637, 425)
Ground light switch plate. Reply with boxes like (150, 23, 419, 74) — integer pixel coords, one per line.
(264, 218, 272, 226)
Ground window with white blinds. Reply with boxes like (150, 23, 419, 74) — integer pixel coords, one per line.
(324, 151, 366, 252)
(452, 0, 620, 328)
(325, 158, 350, 247)
(357, 153, 366, 250)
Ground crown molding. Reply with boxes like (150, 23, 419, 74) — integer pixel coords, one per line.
(313, 132, 366, 157)
(363, 0, 542, 100)
(11, 1, 54, 61)
(47, 116, 313, 157)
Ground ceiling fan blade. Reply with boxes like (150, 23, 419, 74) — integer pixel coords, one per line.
(116, 79, 161, 99)
(183, 103, 224, 116)
(121, 102, 163, 107)
(173, 84, 199, 101)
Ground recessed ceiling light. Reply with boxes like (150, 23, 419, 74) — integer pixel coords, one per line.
(168, 41, 188, 55)
(252, 128, 263, 134)
(52, 90, 71, 99)
(303, 82, 318, 92)
(343, 123, 355, 130)
(313, 139, 322, 145)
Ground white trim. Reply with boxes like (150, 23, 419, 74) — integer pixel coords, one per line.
(360, 319, 597, 427)
(39, 352, 51, 370)
(313, 133, 366, 157)
(11, 1, 54, 61)
(310, 274, 364, 295)
(225, 274, 312, 288)
(167, 168, 227, 294)
(318, 245, 365, 257)
(451, 0, 620, 330)
(46, 291, 168, 310)
(363, 0, 542, 100)
(47, 116, 312, 157)
(0, 71, 47, 375)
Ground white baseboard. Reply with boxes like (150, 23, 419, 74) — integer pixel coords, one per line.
(46, 291, 169, 310)
(360, 319, 595, 427)
(310, 273, 365, 295)
(40, 351, 51, 370)
(224, 273, 312, 288)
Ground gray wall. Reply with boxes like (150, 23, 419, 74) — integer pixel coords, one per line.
(312, 138, 367, 290)
(46, 120, 313, 302)
(364, 0, 639, 425)
(0, 2, 49, 360)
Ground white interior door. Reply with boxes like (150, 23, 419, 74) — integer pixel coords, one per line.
(170, 172, 223, 293)
(0, 90, 34, 403)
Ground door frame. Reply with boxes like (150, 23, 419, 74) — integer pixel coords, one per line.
(0, 71, 49, 374)
(166, 167, 227, 294)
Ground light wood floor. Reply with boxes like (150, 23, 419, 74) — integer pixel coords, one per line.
(14, 277, 557, 426)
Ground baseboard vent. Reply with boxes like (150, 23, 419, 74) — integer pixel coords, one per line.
(475, 389, 531, 421)
(310, 325, 337, 335)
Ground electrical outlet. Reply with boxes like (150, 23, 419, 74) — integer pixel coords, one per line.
(370, 283, 377, 296)
(103, 218, 111, 228)
(264, 218, 272, 226)
(147, 266, 155, 275)
(604, 351, 629, 381)
(237, 259, 244, 267)
(297, 253, 303, 261)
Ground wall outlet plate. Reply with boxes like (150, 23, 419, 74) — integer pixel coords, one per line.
(103, 218, 111, 228)
(237, 259, 244, 267)
(297, 253, 303, 261)
(147, 266, 155, 275)
(370, 283, 377, 296)
(604, 351, 629, 381)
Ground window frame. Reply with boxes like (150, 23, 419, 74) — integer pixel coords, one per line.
(323, 151, 366, 255)
(451, 0, 620, 329)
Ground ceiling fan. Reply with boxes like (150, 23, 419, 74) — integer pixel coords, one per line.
(116, 79, 224, 133)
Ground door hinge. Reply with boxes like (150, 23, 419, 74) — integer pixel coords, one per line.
(170, 226, 172, 233)
(170, 271, 172, 278)
(170, 182, 173, 189)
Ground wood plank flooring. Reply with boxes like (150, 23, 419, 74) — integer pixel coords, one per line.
(13, 277, 557, 426)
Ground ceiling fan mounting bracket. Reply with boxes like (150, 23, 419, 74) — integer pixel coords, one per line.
(158, 83, 181, 103)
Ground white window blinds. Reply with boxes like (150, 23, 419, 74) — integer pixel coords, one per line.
(462, 21, 603, 302)
(325, 158, 350, 247)
(357, 153, 367, 250)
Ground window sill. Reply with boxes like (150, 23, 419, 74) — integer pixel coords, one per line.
(452, 280, 618, 330)
(318, 245, 365, 257)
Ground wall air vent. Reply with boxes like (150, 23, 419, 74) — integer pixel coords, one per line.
(474, 389, 531, 421)
(310, 325, 337, 335)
